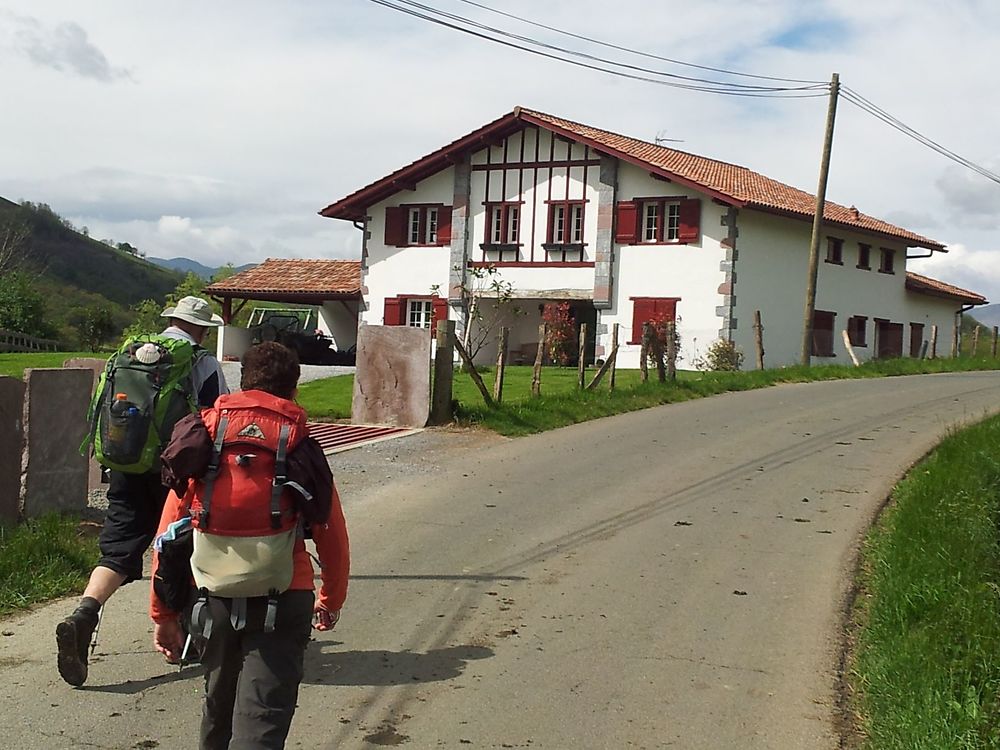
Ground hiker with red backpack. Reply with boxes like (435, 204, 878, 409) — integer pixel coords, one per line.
(57, 295, 228, 687)
(149, 341, 350, 750)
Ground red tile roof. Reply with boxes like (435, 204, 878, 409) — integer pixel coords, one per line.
(905, 272, 988, 305)
(205, 258, 361, 300)
(321, 106, 944, 251)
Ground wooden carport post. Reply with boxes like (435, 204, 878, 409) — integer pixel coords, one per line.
(431, 320, 456, 424)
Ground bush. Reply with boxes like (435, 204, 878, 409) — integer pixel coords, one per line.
(694, 339, 744, 371)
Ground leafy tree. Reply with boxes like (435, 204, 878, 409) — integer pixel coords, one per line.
(542, 302, 576, 366)
(0, 271, 56, 338)
(121, 298, 162, 340)
(0, 216, 30, 275)
(119, 271, 226, 347)
(73, 304, 116, 351)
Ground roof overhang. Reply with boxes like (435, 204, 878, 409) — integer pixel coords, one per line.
(905, 272, 988, 305)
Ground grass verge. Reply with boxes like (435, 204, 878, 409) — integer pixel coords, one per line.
(847, 413, 1000, 749)
(0, 351, 96, 379)
(0, 514, 100, 616)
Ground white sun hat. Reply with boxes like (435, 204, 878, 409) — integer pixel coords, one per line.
(161, 296, 224, 327)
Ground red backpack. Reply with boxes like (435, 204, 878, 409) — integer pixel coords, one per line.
(187, 391, 310, 603)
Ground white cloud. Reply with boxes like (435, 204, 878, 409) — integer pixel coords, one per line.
(0, 11, 131, 81)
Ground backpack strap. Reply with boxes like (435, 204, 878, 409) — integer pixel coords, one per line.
(190, 589, 213, 641)
(198, 415, 229, 528)
(269, 424, 291, 530)
(263, 590, 279, 633)
(230, 597, 248, 632)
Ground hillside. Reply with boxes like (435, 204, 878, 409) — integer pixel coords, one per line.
(148, 256, 255, 279)
(0, 199, 184, 345)
(970, 303, 1000, 329)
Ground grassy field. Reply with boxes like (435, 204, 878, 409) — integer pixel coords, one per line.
(0, 514, 100, 615)
(0, 351, 96, 379)
(848, 413, 1000, 749)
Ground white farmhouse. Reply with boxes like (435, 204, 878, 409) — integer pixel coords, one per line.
(320, 107, 987, 369)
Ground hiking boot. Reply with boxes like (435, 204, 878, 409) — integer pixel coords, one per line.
(56, 606, 98, 687)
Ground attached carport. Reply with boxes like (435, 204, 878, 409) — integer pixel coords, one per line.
(204, 258, 362, 361)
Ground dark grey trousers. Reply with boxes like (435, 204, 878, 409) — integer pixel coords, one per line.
(200, 590, 314, 750)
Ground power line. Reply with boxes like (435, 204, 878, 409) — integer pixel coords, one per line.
(841, 86, 1000, 185)
(453, 0, 825, 85)
(367, 0, 829, 98)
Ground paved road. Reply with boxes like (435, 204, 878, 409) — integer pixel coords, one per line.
(3, 372, 1000, 749)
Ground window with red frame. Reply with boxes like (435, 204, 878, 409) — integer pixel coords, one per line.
(847, 315, 868, 347)
(641, 200, 681, 242)
(547, 201, 584, 245)
(383, 295, 448, 331)
(486, 203, 521, 244)
(812, 310, 836, 357)
(629, 297, 679, 344)
(879, 248, 895, 274)
(384, 205, 452, 247)
(614, 198, 700, 245)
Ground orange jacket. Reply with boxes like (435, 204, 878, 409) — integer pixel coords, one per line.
(149, 480, 350, 624)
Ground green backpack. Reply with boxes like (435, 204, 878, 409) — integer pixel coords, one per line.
(84, 334, 204, 474)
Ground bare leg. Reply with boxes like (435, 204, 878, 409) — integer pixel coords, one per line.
(82, 566, 127, 606)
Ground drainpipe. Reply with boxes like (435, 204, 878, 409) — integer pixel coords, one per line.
(905, 249, 935, 260)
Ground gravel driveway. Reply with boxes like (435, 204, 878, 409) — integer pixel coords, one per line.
(220, 361, 354, 391)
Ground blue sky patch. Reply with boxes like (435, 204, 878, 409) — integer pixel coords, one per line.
(770, 18, 851, 50)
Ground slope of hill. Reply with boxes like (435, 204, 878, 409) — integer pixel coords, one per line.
(970, 303, 1000, 329)
(148, 256, 256, 279)
(1, 199, 184, 344)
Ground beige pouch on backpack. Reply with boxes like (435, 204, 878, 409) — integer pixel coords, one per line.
(190, 528, 296, 598)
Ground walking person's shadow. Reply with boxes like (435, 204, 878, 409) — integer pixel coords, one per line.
(303, 641, 493, 686)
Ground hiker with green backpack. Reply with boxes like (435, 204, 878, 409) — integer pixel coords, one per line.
(56, 295, 229, 687)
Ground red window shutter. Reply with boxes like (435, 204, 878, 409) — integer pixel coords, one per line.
(614, 201, 639, 244)
(629, 299, 656, 344)
(437, 206, 452, 245)
(653, 298, 678, 321)
(677, 198, 701, 243)
(384, 206, 407, 247)
(431, 297, 448, 333)
(383, 297, 404, 326)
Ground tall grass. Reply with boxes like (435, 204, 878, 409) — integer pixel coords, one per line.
(849, 414, 1000, 749)
(0, 514, 100, 615)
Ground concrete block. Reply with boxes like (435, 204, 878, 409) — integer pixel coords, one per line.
(64, 357, 107, 491)
(0, 377, 26, 524)
(352, 325, 431, 428)
(21, 368, 92, 517)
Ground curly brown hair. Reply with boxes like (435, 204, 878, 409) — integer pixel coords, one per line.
(240, 342, 300, 399)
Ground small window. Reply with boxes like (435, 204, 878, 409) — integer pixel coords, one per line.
(847, 315, 868, 347)
(405, 207, 438, 245)
(407, 299, 433, 329)
(857, 244, 871, 270)
(879, 248, 895, 274)
(641, 200, 681, 243)
(812, 310, 836, 357)
(825, 237, 843, 265)
(548, 201, 584, 244)
(486, 203, 520, 245)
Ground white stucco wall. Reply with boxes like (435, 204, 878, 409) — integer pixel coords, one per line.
(362, 167, 456, 326)
(732, 210, 960, 367)
(319, 301, 360, 349)
(599, 162, 729, 369)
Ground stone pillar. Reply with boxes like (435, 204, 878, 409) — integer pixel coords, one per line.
(716, 206, 740, 341)
(592, 156, 618, 310)
(0, 377, 26, 524)
(21, 368, 92, 517)
(351, 325, 431, 428)
(448, 160, 473, 341)
(64, 357, 107, 491)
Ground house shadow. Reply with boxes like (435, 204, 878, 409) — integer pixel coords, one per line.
(302, 642, 493, 686)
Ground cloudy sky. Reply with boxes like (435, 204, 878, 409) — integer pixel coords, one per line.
(1, 1, 997, 300)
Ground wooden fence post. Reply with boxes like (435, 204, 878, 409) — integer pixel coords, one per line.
(577, 323, 587, 389)
(753, 310, 765, 370)
(666, 321, 676, 382)
(609, 323, 619, 393)
(929, 324, 938, 359)
(531, 323, 546, 398)
(493, 326, 508, 404)
(639, 322, 650, 383)
(972, 325, 981, 356)
(430, 320, 456, 424)
(653, 325, 666, 383)
(952, 324, 960, 358)
(992, 326, 998, 359)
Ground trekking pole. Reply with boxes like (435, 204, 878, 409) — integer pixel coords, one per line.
(90, 604, 105, 655)
(178, 633, 193, 673)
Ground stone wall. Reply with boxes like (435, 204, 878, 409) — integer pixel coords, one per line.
(352, 325, 431, 428)
(0, 377, 26, 523)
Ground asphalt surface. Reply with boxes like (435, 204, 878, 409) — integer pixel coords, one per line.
(3, 372, 1000, 749)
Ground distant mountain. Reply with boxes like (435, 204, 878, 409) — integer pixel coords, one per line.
(970, 303, 1000, 329)
(148, 256, 256, 280)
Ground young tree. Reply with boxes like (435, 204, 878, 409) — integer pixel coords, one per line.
(73, 305, 116, 352)
(0, 216, 30, 276)
(442, 264, 522, 362)
(0, 272, 56, 338)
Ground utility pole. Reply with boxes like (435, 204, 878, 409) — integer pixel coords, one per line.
(800, 72, 841, 366)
